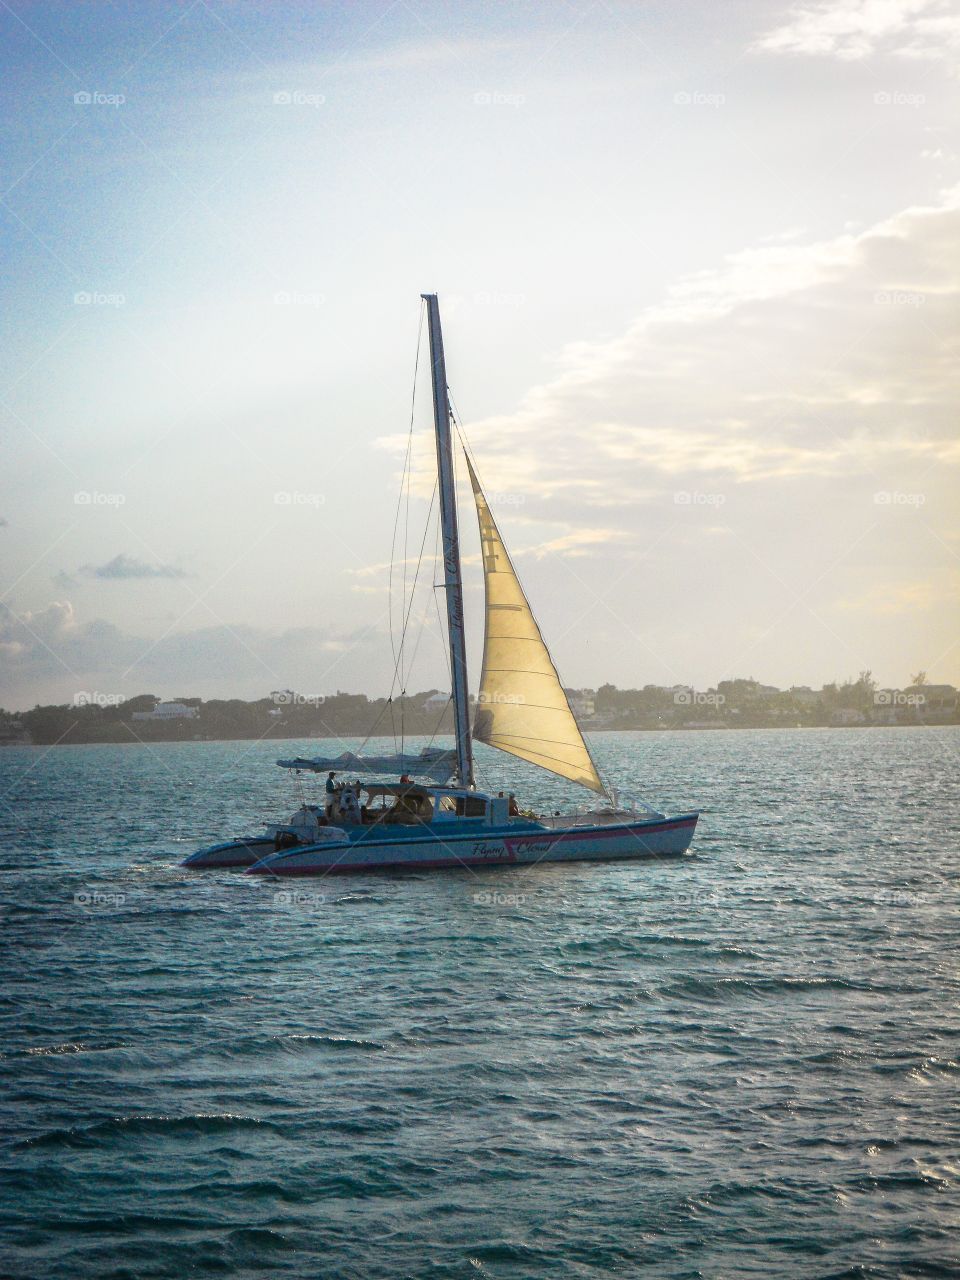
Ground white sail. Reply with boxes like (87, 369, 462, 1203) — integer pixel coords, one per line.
(465, 456, 605, 794)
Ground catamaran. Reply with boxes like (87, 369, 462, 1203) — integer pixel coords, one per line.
(183, 294, 698, 875)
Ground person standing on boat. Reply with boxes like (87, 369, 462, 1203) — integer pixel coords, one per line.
(325, 771, 337, 818)
(508, 793, 521, 817)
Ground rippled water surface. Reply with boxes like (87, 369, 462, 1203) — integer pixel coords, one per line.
(1, 728, 958, 1278)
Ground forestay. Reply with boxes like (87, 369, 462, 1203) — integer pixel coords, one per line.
(465, 456, 605, 794)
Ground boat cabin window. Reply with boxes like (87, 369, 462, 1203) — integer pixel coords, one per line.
(437, 795, 488, 818)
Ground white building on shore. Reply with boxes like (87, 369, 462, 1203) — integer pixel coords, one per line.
(132, 701, 199, 722)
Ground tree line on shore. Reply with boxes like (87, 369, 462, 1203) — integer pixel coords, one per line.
(1, 671, 954, 746)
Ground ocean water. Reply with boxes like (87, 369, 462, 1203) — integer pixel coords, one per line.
(1, 728, 958, 1279)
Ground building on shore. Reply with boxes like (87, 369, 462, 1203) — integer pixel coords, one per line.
(132, 701, 200, 722)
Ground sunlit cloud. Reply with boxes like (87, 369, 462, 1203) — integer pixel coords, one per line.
(462, 185, 960, 499)
(753, 0, 960, 63)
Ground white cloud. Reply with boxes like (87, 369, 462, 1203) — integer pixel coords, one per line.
(458, 185, 960, 502)
(753, 0, 960, 62)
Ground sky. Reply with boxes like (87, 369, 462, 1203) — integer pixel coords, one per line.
(0, 0, 958, 710)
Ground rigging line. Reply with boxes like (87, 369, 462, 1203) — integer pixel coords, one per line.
(388, 301, 424, 682)
(357, 693, 395, 755)
(422, 696, 452, 752)
(388, 694, 398, 755)
(396, 478, 439, 668)
(380, 475, 441, 754)
(432, 512, 452, 685)
(383, 479, 439, 706)
(399, 306, 428, 755)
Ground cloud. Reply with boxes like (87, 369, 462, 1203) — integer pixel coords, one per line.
(0, 517, 8, 528)
(0, 601, 77, 661)
(78, 554, 187, 581)
(752, 0, 960, 63)
(453, 185, 960, 505)
(835, 574, 955, 614)
(520, 528, 628, 559)
(0, 601, 383, 708)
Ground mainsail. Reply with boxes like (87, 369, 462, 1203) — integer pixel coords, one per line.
(465, 456, 605, 794)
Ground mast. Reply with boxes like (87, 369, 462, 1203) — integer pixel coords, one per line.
(421, 293, 474, 788)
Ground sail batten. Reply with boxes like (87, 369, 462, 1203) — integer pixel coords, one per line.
(465, 456, 605, 794)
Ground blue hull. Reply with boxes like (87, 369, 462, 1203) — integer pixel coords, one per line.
(247, 812, 699, 876)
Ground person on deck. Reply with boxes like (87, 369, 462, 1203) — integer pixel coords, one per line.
(399, 773, 412, 784)
(508, 794, 521, 817)
(325, 771, 337, 818)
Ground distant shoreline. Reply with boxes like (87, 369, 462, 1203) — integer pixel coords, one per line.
(2, 721, 956, 748)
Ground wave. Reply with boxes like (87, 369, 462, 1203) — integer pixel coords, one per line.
(15, 1113, 278, 1150)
